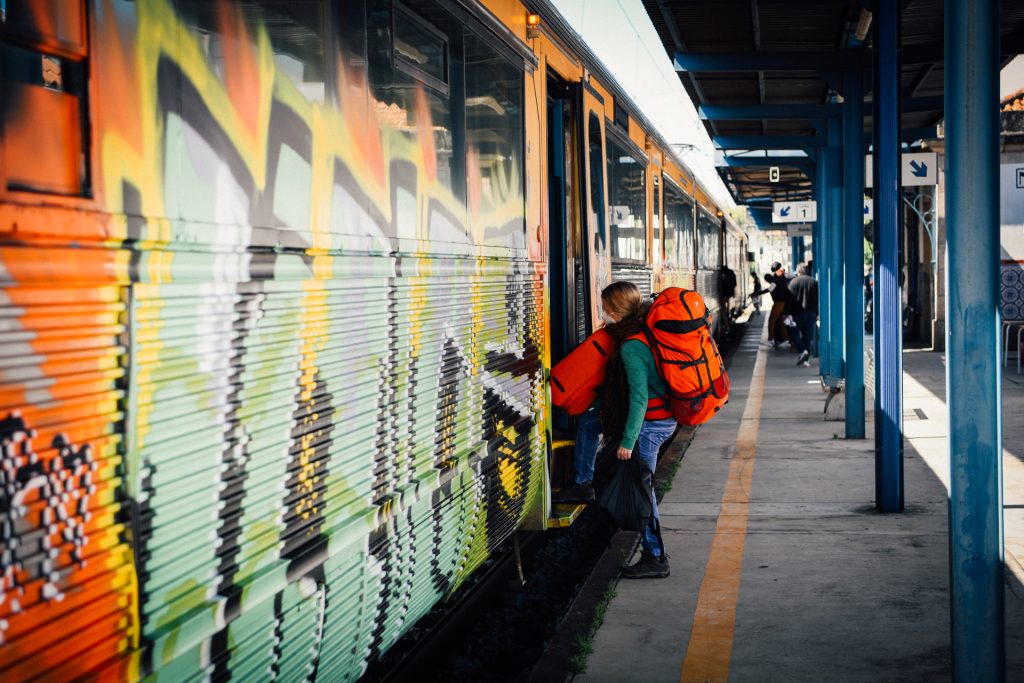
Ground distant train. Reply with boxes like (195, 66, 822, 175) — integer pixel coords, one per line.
(0, 0, 746, 680)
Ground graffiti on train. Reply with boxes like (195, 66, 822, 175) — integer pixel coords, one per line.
(0, 0, 545, 679)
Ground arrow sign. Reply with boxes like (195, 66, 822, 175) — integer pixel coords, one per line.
(864, 197, 873, 222)
(865, 152, 937, 187)
(772, 200, 817, 223)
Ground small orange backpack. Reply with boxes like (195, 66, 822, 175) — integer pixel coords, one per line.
(549, 328, 614, 416)
(632, 287, 730, 425)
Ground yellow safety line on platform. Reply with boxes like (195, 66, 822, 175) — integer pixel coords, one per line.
(679, 338, 768, 683)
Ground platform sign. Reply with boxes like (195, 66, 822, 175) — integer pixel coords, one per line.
(865, 152, 938, 187)
(786, 223, 813, 236)
(864, 197, 872, 222)
(772, 200, 817, 223)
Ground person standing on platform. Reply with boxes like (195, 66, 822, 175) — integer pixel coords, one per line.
(749, 271, 764, 313)
(763, 262, 791, 347)
(788, 263, 819, 367)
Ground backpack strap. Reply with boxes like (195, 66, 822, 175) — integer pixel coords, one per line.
(629, 328, 673, 420)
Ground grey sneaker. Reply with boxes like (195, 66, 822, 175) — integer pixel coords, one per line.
(555, 482, 595, 503)
(621, 550, 670, 579)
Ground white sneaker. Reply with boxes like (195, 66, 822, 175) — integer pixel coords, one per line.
(796, 350, 810, 365)
(759, 340, 774, 348)
(800, 360, 811, 367)
(783, 315, 797, 327)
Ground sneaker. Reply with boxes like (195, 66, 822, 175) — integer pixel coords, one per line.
(796, 350, 810, 365)
(759, 340, 774, 348)
(621, 550, 670, 579)
(778, 341, 792, 349)
(800, 360, 811, 367)
(783, 315, 797, 327)
(555, 482, 595, 503)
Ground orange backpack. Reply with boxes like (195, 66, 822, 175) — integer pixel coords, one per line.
(632, 287, 730, 425)
(550, 328, 671, 420)
(549, 328, 614, 416)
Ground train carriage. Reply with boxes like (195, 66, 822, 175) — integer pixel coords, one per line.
(0, 0, 743, 680)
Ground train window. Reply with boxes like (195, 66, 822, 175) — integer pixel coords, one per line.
(698, 209, 721, 270)
(180, 1, 329, 104)
(368, 0, 461, 200)
(393, 1, 449, 95)
(664, 178, 693, 269)
(613, 100, 629, 132)
(464, 28, 524, 238)
(587, 112, 606, 258)
(1, 15, 90, 196)
(605, 135, 646, 263)
(652, 173, 661, 264)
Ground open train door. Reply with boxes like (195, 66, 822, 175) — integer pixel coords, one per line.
(545, 75, 587, 513)
(545, 75, 611, 526)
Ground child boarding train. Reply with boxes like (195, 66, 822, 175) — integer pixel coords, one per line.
(0, 0, 747, 679)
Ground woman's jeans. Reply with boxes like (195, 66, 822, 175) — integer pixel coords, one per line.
(574, 412, 677, 557)
(635, 418, 677, 557)
(573, 410, 603, 485)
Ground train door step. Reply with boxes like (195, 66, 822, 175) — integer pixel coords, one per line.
(549, 436, 586, 527)
(547, 501, 588, 529)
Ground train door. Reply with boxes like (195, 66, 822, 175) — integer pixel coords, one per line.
(581, 84, 611, 328)
(546, 76, 586, 371)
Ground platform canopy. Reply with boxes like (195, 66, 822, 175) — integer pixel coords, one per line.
(641, 0, 1024, 223)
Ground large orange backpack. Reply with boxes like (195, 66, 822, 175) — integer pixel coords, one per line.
(632, 287, 730, 425)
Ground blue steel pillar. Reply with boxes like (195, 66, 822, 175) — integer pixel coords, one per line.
(816, 147, 831, 376)
(946, 0, 1004, 677)
(827, 117, 845, 380)
(843, 69, 865, 438)
(872, 0, 903, 512)
(811, 221, 819, 279)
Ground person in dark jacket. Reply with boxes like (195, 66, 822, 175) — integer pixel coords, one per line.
(763, 262, 791, 347)
(788, 263, 819, 366)
(749, 271, 763, 313)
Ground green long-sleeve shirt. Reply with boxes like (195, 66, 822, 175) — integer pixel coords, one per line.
(619, 339, 670, 451)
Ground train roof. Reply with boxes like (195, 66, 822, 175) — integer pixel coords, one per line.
(522, 0, 729, 214)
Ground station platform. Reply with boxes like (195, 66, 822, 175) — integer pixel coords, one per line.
(576, 315, 1024, 682)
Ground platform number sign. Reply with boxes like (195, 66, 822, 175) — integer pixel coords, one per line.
(1017, 167, 1024, 189)
(769, 166, 780, 183)
(772, 200, 817, 223)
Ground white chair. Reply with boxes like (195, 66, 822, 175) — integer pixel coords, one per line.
(1003, 320, 1024, 367)
(1018, 324, 1024, 375)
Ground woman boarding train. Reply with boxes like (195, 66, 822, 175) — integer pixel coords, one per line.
(550, 281, 731, 580)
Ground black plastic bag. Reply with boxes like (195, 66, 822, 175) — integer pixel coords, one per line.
(598, 457, 654, 531)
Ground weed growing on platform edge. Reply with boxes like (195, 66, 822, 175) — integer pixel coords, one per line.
(569, 580, 618, 674)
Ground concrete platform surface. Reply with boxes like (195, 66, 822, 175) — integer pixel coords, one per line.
(576, 315, 1024, 682)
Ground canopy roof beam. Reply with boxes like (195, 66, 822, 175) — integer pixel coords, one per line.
(675, 51, 870, 71)
(714, 135, 824, 149)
